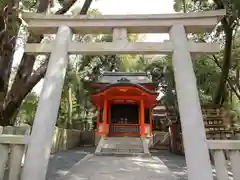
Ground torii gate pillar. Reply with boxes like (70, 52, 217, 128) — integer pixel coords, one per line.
(170, 24, 213, 180)
(21, 25, 72, 180)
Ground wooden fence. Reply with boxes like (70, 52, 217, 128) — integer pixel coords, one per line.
(0, 125, 30, 180)
(163, 105, 236, 155)
(208, 140, 240, 180)
(0, 125, 95, 180)
(51, 127, 95, 153)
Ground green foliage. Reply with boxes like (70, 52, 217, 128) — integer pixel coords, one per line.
(21, 0, 37, 9)
(16, 92, 38, 125)
(193, 55, 221, 103)
(0, 0, 7, 8)
(57, 63, 96, 129)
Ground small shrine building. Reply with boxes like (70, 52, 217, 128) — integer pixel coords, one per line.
(90, 72, 158, 137)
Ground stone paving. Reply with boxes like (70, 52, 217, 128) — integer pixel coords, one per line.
(100, 137, 144, 153)
(58, 155, 176, 180)
(46, 148, 188, 180)
(151, 150, 187, 180)
(46, 147, 95, 180)
(46, 147, 235, 180)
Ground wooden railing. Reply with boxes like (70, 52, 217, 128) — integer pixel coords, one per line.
(203, 106, 234, 140)
(110, 124, 140, 134)
(0, 134, 28, 180)
(208, 140, 240, 180)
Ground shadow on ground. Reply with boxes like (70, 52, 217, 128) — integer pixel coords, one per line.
(152, 150, 233, 180)
(46, 147, 187, 180)
(46, 147, 95, 180)
(151, 150, 188, 180)
(47, 148, 231, 180)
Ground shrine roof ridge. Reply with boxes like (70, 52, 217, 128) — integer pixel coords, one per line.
(97, 71, 154, 84)
(102, 72, 148, 76)
(91, 82, 158, 95)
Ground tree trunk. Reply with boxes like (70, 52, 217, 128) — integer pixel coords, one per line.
(182, 0, 187, 13)
(214, 20, 234, 105)
(0, 0, 92, 126)
(0, 0, 21, 125)
(236, 57, 239, 88)
(67, 86, 73, 128)
(211, 55, 240, 100)
(37, 0, 50, 12)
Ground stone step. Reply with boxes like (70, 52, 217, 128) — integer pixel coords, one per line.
(101, 147, 144, 153)
(95, 151, 151, 157)
(95, 136, 150, 156)
(151, 144, 169, 150)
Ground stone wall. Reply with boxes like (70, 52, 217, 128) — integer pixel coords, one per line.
(79, 130, 95, 146)
(1, 125, 31, 135)
(51, 127, 81, 153)
(1, 125, 95, 153)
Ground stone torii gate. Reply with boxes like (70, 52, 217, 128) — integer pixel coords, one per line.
(21, 10, 225, 180)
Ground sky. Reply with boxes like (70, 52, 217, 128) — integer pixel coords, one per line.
(92, 0, 175, 42)
(92, 0, 174, 14)
(31, 0, 175, 94)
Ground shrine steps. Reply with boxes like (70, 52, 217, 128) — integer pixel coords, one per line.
(95, 136, 150, 156)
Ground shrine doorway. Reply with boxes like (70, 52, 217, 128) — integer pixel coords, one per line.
(109, 103, 140, 136)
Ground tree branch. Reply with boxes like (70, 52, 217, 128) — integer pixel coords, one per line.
(5, 54, 36, 108)
(80, 0, 92, 14)
(213, 0, 224, 9)
(211, 55, 240, 101)
(55, 0, 77, 14)
(37, 0, 50, 12)
(0, 1, 21, 101)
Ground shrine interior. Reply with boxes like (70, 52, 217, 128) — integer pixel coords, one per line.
(110, 103, 139, 124)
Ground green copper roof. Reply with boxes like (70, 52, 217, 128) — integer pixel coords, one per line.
(97, 71, 153, 84)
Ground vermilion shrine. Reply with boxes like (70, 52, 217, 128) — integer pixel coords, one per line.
(90, 72, 158, 136)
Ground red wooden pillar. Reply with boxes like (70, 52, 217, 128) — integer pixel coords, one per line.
(103, 100, 108, 136)
(140, 100, 145, 136)
(138, 102, 141, 135)
(97, 107, 100, 132)
(150, 109, 153, 135)
(108, 101, 111, 124)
